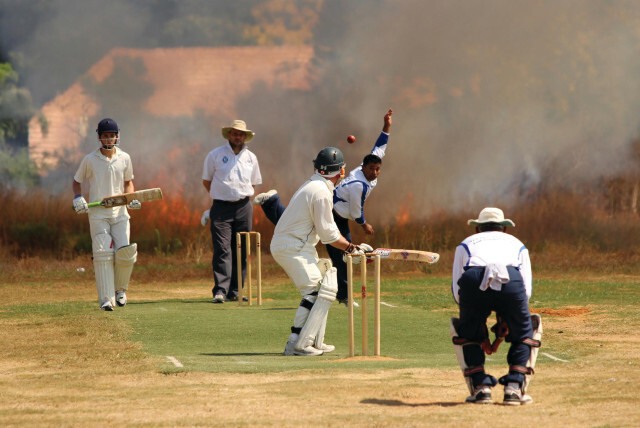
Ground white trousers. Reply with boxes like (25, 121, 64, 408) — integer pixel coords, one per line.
(89, 216, 130, 252)
(271, 240, 322, 297)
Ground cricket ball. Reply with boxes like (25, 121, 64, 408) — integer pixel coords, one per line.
(347, 135, 356, 144)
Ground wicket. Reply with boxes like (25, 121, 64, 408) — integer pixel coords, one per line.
(235, 231, 262, 306)
(346, 254, 381, 357)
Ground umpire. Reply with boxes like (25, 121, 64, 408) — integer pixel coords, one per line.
(202, 120, 262, 303)
(450, 207, 541, 405)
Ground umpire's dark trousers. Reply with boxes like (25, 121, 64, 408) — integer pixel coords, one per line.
(210, 198, 252, 298)
(457, 266, 533, 386)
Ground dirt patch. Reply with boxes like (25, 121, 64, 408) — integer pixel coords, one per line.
(533, 306, 591, 317)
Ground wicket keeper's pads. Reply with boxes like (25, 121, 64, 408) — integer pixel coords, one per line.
(93, 233, 115, 306)
(296, 267, 338, 350)
(115, 243, 137, 292)
(450, 317, 476, 395)
(523, 314, 543, 393)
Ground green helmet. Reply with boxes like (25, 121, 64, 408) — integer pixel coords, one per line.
(313, 147, 345, 176)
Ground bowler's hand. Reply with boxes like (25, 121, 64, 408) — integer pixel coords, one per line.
(383, 108, 393, 133)
(361, 223, 374, 235)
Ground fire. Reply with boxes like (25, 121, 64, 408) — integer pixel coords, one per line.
(395, 193, 414, 227)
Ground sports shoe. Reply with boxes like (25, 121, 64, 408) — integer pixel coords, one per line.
(465, 386, 493, 404)
(116, 291, 127, 307)
(338, 299, 359, 308)
(228, 294, 249, 302)
(293, 345, 324, 356)
(316, 343, 335, 353)
(100, 301, 114, 311)
(503, 382, 533, 405)
(212, 294, 225, 304)
(253, 189, 277, 205)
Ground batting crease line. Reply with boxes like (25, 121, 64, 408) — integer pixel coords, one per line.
(166, 356, 183, 367)
(380, 301, 397, 308)
(541, 352, 569, 362)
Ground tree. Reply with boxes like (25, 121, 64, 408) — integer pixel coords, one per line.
(0, 62, 40, 190)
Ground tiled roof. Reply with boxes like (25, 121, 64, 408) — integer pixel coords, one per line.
(29, 45, 313, 171)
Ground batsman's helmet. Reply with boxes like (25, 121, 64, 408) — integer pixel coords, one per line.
(313, 147, 345, 176)
(96, 118, 119, 135)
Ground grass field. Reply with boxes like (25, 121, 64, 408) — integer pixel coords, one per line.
(1, 255, 639, 427)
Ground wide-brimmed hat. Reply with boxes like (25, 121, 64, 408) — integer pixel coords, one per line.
(467, 207, 515, 227)
(221, 120, 255, 142)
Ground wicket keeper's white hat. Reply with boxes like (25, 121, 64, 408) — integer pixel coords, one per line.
(222, 120, 255, 142)
(468, 207, 515, 227)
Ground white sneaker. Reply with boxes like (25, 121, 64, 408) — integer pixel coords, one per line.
(293, 345, 324, 356)
(100, 301, 114, 311)
(503, 382, 533, 405)
(253, 189, 277, 205)
(283, 340, 295, 356)
(116, 291, 127, 307)
(316, 343, 335, 353)
(212, 294, 225, 304)
(465, 386, 493, 404)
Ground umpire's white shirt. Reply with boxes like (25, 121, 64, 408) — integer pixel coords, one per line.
(271, 173, 342, 250)
(202, 144, 261, 201)
(74, 147, 134, 220)
(451, 231, 532, 304)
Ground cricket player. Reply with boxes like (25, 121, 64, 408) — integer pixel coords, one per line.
(254, 109, 393, 306)
(450, 207, 541, 405)
(72, 118, 140, 311)
(270, 147, 370, 356)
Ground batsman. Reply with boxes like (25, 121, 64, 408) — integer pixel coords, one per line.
(72, 118, 140, 311)
(270, 147, 369, 356)
(450, 207, 541, 405)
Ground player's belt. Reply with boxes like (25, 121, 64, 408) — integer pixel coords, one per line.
(214, 197, 249, 205)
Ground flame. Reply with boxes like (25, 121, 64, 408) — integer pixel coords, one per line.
(395, 193, 414, 227)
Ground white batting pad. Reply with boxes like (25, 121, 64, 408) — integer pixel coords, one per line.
(93, 250, 115, 307)
(296, 267, 338, 350)
(115, 243, 137, 292)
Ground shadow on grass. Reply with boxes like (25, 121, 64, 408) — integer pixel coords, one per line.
(199, 352, 284, 357)
(129, 300, 296, 310)
(361, 398, 463, 407)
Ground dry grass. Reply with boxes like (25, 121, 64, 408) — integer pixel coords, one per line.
(1, 255, 640, 427)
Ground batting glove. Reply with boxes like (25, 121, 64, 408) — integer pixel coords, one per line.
(343, 243, 367, 264)
(72, 195, 89, 214)
(127, 199, 142, 210)
(201, 209, 210, 227)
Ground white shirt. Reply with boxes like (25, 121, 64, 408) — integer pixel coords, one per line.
(333, 131, 389, 223)
(202, 143, 261, 201)
(74, 147, 134, 219)
(271, 173, 342, 249)
(451, 231, 532, 304)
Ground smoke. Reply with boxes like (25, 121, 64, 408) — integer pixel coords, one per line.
(5, 0, 640, 222)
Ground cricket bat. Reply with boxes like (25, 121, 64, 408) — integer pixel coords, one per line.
(87, 188, 163, 208)
(366, 248, 440, 264)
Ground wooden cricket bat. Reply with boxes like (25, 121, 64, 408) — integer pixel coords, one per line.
(366, 248, 440, 264)
(87, 188, 163, 208)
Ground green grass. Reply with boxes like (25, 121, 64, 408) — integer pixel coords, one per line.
(97, 274, 638, 375)
(4, 273, 638, 376)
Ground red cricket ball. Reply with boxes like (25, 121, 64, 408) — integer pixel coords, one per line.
(347, 135, 356, 144)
